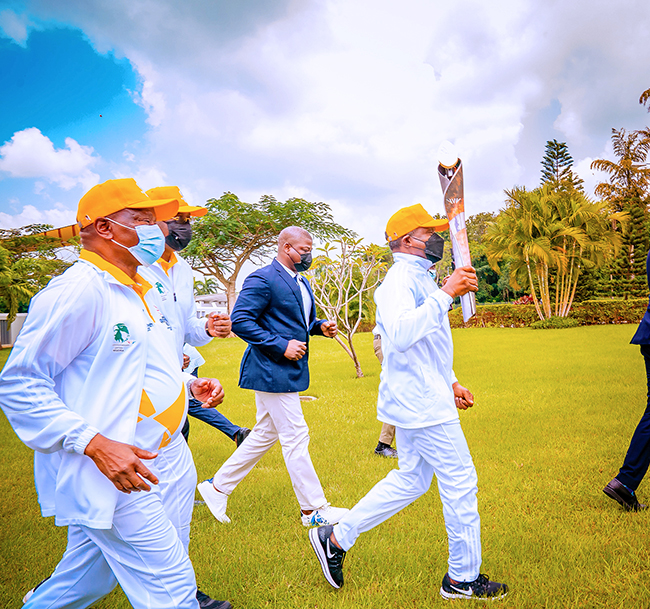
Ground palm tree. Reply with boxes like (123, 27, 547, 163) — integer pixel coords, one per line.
(486, 186, 623, 320)
(591, 128, 650, 296)
(640, 87, 650, 110)
(194, 277, 219, 295)
(550, 191, 624, 316)
(486, 186, 559, 320)
(591, 129, 650, 204)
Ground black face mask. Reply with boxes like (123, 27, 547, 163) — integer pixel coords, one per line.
(289, 244, 312, 272)
(412, 233, 445, 264)
(165, 220, 193, 251)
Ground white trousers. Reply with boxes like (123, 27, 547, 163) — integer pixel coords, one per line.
(333, 420, 482, 582)
(25, 435, 199, 609)
(212, 391, 327, 510)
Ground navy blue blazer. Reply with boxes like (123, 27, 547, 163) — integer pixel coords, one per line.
(231, 258, 325, 393)
(631, 251, 650, 345)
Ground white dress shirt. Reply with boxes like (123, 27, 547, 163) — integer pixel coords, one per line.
(277, 259, 312, 325)
(374, 252, 459, 429)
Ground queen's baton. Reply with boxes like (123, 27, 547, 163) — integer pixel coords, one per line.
(437, 141, 476, 323)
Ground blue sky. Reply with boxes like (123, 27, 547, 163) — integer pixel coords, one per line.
(1, 0, 650, 242)
(0, 23, 146, 226)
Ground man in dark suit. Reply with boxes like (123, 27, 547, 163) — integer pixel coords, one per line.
(604, 251, 650, 511)
(198, 226, 348, 526)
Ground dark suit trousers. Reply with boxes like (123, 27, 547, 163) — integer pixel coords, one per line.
(618, 344, 650, 490)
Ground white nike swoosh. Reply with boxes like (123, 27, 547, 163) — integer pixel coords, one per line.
(449, 585, 472, 596)
(326, 540, 335, 559)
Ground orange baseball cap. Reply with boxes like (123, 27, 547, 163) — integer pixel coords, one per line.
(385, 204, 449, 242)
(77, 178, 179, 228)
(146, 186, 208, 217)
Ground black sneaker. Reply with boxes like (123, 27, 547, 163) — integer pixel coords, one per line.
(440, 573, 508, 600)
(196, 589, 232, 609)
(603, 478, 647, 512)
(309, 524, 346, 589)
(374, 442, 398, 458)
(234, 427, 251, 447)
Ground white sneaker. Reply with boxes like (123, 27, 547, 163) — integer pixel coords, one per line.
(301, 503, 349, 527)
(197, 479, 231, 523)
(22, 575, 51, 603)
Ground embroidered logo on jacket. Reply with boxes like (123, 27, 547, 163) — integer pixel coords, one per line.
(113, 323, 133, 351)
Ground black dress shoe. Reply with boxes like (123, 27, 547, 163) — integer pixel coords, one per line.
(234, 427, 251, 447)
(603, 478, 647, 512)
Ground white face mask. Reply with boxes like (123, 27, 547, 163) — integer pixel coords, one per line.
(107, 219, 165, 266)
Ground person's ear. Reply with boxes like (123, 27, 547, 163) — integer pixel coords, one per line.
(94, 218, 114, 240)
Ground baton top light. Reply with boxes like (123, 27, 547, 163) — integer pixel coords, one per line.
(77, 178, 179, 228)
(146, 186, 208, 217)
(438, 140, 459, 169)
(385, 204, 449, 242)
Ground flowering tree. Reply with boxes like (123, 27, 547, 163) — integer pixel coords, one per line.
(305, 238, 389, 378)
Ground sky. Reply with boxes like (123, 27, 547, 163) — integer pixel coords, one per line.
(1, 0, 650, 245)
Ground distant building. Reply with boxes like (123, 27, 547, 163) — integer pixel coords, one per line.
(195, 293, 232, 317)
(0, 313, 27, 347)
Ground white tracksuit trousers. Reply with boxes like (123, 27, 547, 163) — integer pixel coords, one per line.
(24, 435, 199, 609)
(333, 419, 482, 582)
(212, 391, 328, 511)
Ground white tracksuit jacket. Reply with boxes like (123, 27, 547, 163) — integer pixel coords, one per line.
(0, 249, 191, 529)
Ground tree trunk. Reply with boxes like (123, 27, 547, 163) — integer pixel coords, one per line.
(335, 335, 364, 378)
(224, 281, 237, 314)
(537, 264, 551, 319)
(525, 256, 545, 321)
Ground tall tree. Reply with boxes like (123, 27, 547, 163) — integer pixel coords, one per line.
(591, 128, 650, 298)
(184, 193, 352, 312)
(540, 139, 584, 192)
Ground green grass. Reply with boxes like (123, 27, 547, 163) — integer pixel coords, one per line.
(1, 326, 650, 608)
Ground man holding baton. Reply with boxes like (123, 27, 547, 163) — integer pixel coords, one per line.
(309, 204, 508, 601)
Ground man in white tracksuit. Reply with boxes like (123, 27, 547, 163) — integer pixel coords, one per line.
(309, 204, 509, 601)
(142, 187, 250, 449)
(143, 186, 231, 360)
(0, 179, 227, 609)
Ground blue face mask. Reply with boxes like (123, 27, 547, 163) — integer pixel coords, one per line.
(107, 219, 165, 267)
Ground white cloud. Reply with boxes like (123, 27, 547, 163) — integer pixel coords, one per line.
(0, 204, 76, 229)
(11, 0, 650, 242)
(111, 164, 167, 192)
(0, 128, 100, 191)
(0, 9, 35, 46)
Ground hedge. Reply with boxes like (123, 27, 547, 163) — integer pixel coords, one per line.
(448, 298, 648, 329)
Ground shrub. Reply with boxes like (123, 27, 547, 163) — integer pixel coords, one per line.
(448, 298, 648, 329)
(530, 316, 580, 329)
(449, 303, 540, 328)
(570, 298, 647, 325)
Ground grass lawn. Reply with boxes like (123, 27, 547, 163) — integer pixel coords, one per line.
(1, 325, 649, 608)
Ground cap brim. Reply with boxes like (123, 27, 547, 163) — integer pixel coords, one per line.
(177, 204, 208, 217)
(420, 218, 450, 232)
(128, 198, 180, 222)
